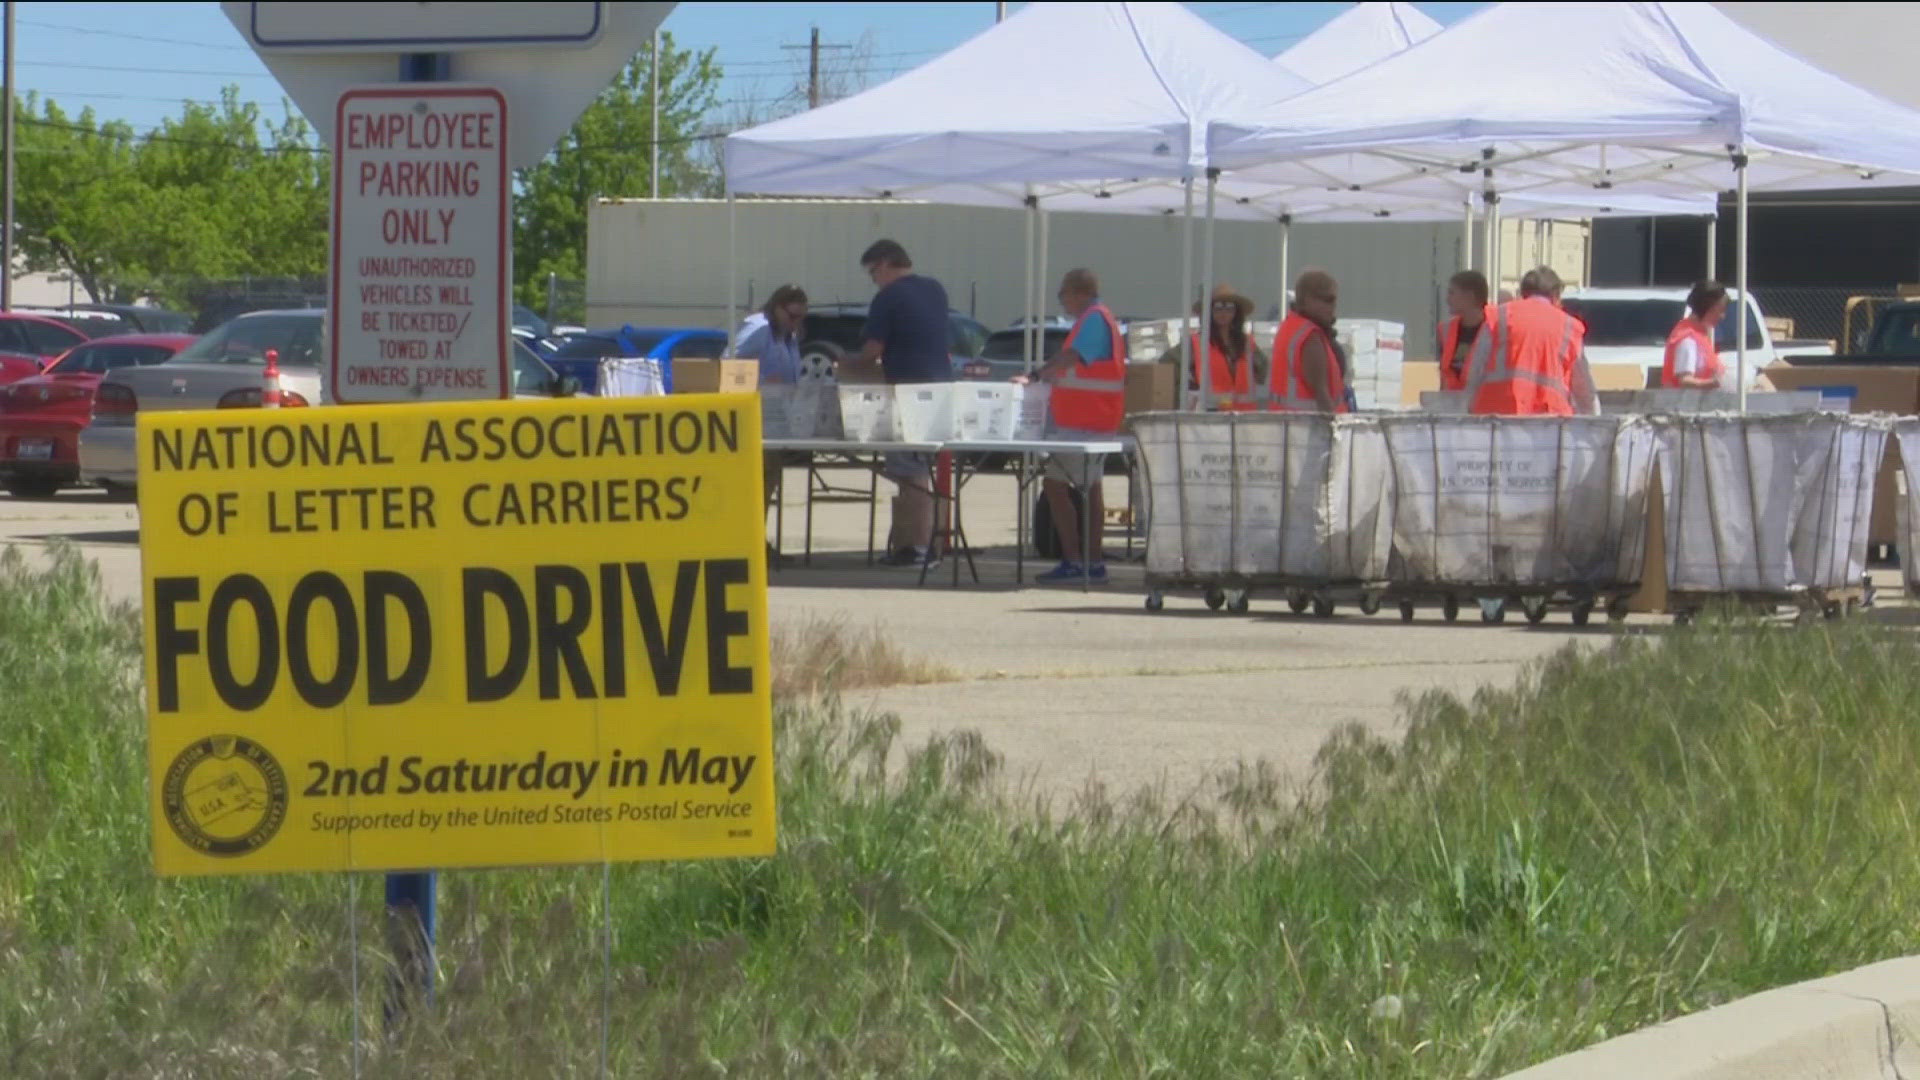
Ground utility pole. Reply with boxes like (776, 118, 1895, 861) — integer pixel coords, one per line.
(783, 27, 850, 109)
(3, 0, 14, 311)
(996, 2, 1006, 21)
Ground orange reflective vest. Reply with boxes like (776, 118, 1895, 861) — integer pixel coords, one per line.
(1466, 297, 1583, 416)
(1190, 333, 1254, 411)
(1049, 302, 1127, 433)
(1438, 305, 1494, 392)
(1661, 318, 1721, 389)
(1267, 312, 1348, 413)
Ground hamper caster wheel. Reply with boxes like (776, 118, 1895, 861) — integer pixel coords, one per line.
(1312, 594, 1336, 618)
(1398, 599, 1416, 623)
(1359, 592, 1382, 616)
(1607, 596, 1630, 623)
(1206, 587, 1226, 611)
(1571, 599, 1594, 627)
(1287, 589, 1310, 615)
(1443, 596, 1460, 623)
(1227, 591, 1251, 614)
(1145, 592, 1165, 612)
(1523, 596, 1549, 625)
(1481, 599, 1506, 624)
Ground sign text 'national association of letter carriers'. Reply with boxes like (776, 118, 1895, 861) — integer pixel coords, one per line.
(331, 86, 511, 404)
(138, 394, 774, 875)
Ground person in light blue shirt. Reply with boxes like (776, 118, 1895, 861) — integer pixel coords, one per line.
(733, 284, 808, 384)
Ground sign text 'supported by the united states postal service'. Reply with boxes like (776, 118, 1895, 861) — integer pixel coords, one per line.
(331, 85, 510, 404)
(136, 394, 773, 876)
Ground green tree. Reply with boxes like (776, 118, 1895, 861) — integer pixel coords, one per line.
(513, 31, 721, 321)
(13, 87, 328, 306)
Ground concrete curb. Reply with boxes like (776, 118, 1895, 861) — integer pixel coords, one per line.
(1501, 956, 1920, 1080)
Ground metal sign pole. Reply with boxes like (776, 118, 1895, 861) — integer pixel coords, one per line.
(381, 48, 450, 1033)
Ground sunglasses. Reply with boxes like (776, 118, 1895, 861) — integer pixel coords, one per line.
(1211, 300, 1239, 310)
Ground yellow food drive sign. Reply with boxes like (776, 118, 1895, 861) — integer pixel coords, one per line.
(137, 394, 773, 875)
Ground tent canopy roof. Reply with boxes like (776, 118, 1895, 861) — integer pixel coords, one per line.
(1272, 1, 1441, 85)
(723, 1, 1305, 198)
(1212, 1, 1920, 201)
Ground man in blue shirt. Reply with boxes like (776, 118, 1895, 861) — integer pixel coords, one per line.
(853, 239, 951, 566)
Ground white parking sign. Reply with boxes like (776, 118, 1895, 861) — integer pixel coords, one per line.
(330, 86, 510, 403)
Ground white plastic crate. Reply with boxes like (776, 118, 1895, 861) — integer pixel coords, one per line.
(894, 383, 959, 442)
(760, 384, 841, 440)
(836, 386, 896, 443)
(1014, 383, 1051, 440)
(954, 383, 1016, 441)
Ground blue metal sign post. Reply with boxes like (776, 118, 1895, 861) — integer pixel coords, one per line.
(382, 46, 450, 1034)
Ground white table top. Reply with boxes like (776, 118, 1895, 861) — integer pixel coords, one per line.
(765, 437, 1130, 455)
(763, 439, 943, 453)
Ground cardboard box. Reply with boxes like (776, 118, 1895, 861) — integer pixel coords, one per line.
(1401, 361, 1441, 406)
(672, 359, 758, 394)
(1125, 362, 1177, 414)
(1590, 363, 1654, 391)
(1759, 364, 1920, 544)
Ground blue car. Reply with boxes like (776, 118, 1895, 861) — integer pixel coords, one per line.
(544, 326, 729, 394)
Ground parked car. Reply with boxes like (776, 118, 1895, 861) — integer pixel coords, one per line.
(0, 350, 48, 387)
(0, 333, 194, 498)
(1559, 287, 1827, 384)
(970, 327, 1070, 381)
(79, 309, 575, 494)
(65, 303, 193, 334)
(16, 306, 138, 339)
(795, 302, 991, 380)
(0, 313, 90, 375)
(543, 326, 728, 394)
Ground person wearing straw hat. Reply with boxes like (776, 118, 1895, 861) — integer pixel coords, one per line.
(1175, 284, 1256, 411)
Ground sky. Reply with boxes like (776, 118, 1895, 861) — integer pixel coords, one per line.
(13, 1, 1488, 136)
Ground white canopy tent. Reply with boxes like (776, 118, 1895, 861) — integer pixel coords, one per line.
(1272, 1, 1440, 85)
(1210, 1, 1920, 408)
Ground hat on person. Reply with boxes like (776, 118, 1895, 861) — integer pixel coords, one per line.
(1194, 284, 1254, 321)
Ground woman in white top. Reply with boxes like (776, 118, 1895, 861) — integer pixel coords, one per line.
(1662, 280, 1729, 390)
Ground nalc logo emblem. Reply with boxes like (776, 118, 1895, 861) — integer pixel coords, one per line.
(161, 735, 290, 856)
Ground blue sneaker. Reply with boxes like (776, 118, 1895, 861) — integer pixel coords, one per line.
(1036, 560, 1107, 583)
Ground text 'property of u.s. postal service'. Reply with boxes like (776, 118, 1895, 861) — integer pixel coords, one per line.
(137, 394, 774, 876)
(331, 86, 510, 404)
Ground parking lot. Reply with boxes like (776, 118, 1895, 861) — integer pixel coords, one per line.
(0, 460, 1651, 802)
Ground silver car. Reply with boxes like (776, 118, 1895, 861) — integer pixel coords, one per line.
(78, 309, 574, 493)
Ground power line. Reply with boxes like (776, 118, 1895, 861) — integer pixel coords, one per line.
(17, 17, 251, 51)
(18, 59, 275, 79)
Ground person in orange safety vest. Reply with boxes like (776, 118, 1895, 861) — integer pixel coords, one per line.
(1662, 279, 1729, 389)
(1438, 269, 1493, 393)
(1463, 265, 1598, 416)
(1267, 269, 1348, 413)
(1183, 284, 1256, 411)
(1017, 267, 1126, 583)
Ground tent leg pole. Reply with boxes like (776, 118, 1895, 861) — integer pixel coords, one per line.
(1463, 200, 1475, 271)
(1024, 193, 1036, 373)
(1278, 213, 1292, 307)
(1038, 205, 1051, 336)
(725, 192, 737, 339)
(1482, 191, 1498, 292)
(1736, 151, 1750, 414)
(1180, 177, 1195, 411)
(1199, 169, 1218, 412)
(1706, 212, 1717, 279)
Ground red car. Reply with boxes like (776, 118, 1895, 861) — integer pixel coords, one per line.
(0, 313, 90, 384)
(0, 333, 193, 497)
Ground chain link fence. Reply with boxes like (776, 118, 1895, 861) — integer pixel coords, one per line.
(1747, 285, 1904, 353)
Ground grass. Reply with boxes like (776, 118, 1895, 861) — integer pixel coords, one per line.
(770, 614, 956, 694)
(7, 542, 1920, 1076)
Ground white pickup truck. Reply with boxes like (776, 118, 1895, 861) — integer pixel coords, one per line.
(1559, 287, 1832, 385)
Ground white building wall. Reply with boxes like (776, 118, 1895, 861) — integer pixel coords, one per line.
(587, 198, 1588, 359)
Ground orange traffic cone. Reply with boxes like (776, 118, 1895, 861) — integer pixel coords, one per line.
(262, 349, 283, 409)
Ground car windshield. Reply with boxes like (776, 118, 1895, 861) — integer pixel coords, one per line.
(512, 342, 556, 394)
(551, 331, 668, 359)
(50, 342, 179, 374)
(45, 313, 131, 338)
(1561, 298, 1762, 350)
(168, 314, 322, 366)
(980, 329, 1067, 361)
